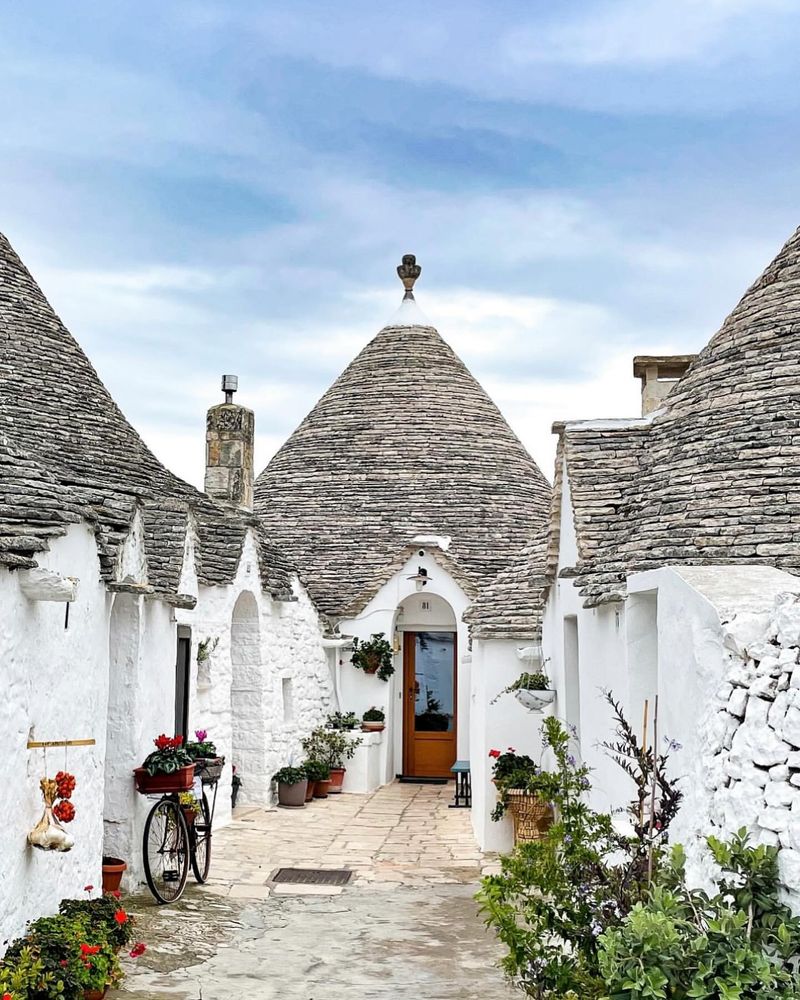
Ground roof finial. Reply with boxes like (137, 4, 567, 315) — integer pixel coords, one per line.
(397, 253, 421, 301)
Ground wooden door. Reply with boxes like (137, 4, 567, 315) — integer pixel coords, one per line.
(403, 631, 457, 778)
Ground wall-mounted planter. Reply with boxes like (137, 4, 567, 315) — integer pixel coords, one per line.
(514, 689, 556, 712)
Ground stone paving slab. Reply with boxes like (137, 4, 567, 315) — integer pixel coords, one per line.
(111, 783, 512, 999)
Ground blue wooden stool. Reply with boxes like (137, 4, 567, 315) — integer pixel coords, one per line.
(450, 760, 471, 808)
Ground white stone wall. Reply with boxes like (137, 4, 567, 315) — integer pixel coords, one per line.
(0, 525, 110, 943)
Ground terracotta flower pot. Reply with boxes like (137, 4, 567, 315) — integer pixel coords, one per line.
(278, 779, 308, 808)
(133, 764, 195, 794)
(361, 721, 385, 732)
(83, 989, 107, 999)
(304, 780, 316, 802)
(328, 767, 346, 794)
(313, 779, 332, 798)
(181, 807, 197, 827)
(101, 856, 127, 894)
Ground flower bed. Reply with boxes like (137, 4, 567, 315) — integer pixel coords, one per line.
(0, 889, 146, 999)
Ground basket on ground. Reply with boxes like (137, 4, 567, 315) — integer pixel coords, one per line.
(507, 789, 554, 843)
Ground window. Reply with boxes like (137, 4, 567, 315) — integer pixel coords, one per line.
(282, 677, 294, 724)
(563, 616, 580, 741)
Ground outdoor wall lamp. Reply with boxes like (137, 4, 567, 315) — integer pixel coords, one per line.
(407, 566, 430, 592)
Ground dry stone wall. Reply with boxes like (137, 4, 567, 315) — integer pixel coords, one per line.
(698, 592, 800, 903)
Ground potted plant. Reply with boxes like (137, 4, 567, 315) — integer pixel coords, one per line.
(60, 889, 137, 951)
(101, 856, 127, 894)
(311, 762, 332, 798)
(301, 727, 362, 794)
(183, 729, 226, 783)
(361, 707, 385, 732)
(488, 746, 556, 843)
(178, 791, 200, 826)
(303, 759, 328, 800)
(133, 734, 194, 793)
(351, 633, 395, 681)
(273, 765, 308, 808)
(492, 670, 555, 712)
(326, 710, 359, 731)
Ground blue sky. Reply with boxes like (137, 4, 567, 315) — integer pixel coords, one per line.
(2, 1, 800, 485)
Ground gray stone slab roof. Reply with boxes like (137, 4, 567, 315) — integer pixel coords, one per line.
(254, 316, 551, 618)
(556, 225, 800, 606)
(0, 232, 292, 598)
(464, 526, 548, 640)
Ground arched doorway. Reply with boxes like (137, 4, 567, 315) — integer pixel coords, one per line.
(230, 591, 268, 806)
(396, 593, 458, 779)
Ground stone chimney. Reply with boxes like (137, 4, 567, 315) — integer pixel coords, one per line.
(204, 375, 254, 510)
(633, 355, 697, 416)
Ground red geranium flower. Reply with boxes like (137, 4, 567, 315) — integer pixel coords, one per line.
(80, 943, 100, 956)
(129, 942, 147, 958)
(110, 890, 122, 899)
(488, 749, 501, 759)
(114, 910, 128, 925)
(84, 885, 93, 892)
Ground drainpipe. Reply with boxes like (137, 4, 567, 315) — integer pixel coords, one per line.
(321, 636, 353, 711)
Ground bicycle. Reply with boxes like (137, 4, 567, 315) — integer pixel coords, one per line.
(141, 757, 224, 904)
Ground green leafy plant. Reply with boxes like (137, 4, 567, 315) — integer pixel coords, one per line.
(326, 711, 359, 731)
(478, 702, 683, 999)
(272, 766, 307, 786)
(599, 831, 800, 999)
(362, 706, 385, 723)
(141, 734, 192, 776)
(0, 946, 58, 1000)
(303, 759, 330, 781)
(491, 670, 551, 705)
(196, 636, 218, 664)
(302, 727, 361, 769)
(183, 728, 218, 760)
(58, 893, 136, 949)
(351, 634, 394, 681)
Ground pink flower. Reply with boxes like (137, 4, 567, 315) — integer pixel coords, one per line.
(195, 729, 208, 742)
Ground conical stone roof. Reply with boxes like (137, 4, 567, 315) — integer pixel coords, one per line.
(254, 265, 551, 618)
(558, 225, 800, 605)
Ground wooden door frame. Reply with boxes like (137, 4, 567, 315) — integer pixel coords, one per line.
(402, 629, 458, 777)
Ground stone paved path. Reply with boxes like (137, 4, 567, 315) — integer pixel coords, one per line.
(112, 783, 512, 999)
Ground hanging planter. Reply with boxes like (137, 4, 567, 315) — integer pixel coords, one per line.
(134, 734, 194, 793)
(351, 634, 394, 681)
(514, 689, 556, 712)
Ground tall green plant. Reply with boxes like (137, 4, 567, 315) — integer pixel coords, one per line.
(599, 832, 800, 999)
(301, 727, 361, 769)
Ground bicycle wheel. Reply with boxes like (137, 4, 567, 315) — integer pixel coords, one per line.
(191, 791, 212, 883)
(143, 797, 189, 904)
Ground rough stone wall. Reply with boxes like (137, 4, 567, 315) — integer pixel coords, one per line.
(694, 592, 800, 904)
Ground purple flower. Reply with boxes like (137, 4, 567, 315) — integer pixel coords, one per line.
(567, 755, 576, 766)
(195, 729, 208, 742)
(663, 737, 682, 752)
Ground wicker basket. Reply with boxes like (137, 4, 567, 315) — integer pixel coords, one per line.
(193, 755, 226, 784)
(507, 790, 554, 843)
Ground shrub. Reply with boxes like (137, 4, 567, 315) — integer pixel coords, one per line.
(58, 894, 135, 949)
(0, 946, 57, 1000)
(272, 766, 306, 785)
(351, 634, 394, 681)
(599, 831, 800, 999)
(301, 727, 361, 769)
(478, 699, 683, 998)
(325, 711, 359, 731)
(362, 706, 385, 723)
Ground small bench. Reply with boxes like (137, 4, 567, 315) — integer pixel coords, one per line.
(449, 759, 471, 808)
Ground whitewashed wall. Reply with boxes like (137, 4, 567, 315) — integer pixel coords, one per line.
(0, 524, 110, 943)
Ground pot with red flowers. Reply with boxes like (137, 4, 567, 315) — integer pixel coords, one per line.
(133, 734, 194, 794)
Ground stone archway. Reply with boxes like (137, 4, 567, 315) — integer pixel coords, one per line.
(230, 591, 268, 806)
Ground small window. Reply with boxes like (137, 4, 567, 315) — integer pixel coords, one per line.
(282, 677, 294, 724)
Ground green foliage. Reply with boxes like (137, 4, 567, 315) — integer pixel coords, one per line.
(3, 910, 122, 999)
(272, 766, 307, 785)
(478, 705, 684, 999)
(491, 670, 551, 704)
(303, 759, 330, 781)
(58, 894, 135, 949)
(325, 711, 360, 731)
(196, 636, 218, 663)
(362, 706, 385, 723)
(598, 831, 800, 999)
(183, 741, 218, 760)
(351, 634, 395, 681)
(301, 726, 361, 769)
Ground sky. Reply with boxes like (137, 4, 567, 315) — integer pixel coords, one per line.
(2, 1, 800, 486)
